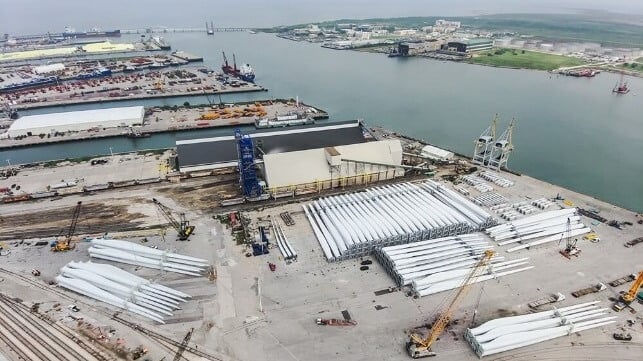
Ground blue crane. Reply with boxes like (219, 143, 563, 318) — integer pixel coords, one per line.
(235, 129, 262, 198)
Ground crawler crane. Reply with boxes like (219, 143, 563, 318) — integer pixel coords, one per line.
(407, 250, 495, 358)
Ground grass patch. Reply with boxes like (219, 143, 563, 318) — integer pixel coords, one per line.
(636, 57, 643, 63)
(470, 48, 585, 71)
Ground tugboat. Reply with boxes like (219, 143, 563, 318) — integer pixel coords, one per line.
(613, 73, 630, 94)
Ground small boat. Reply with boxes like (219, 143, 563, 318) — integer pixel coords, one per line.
(613, 73, 630, 94)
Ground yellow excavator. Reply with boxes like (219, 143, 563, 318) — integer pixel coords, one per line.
(613, 270, 643, 312)
(407, 250, 495, 358)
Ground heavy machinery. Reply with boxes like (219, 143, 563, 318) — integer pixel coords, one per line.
(316, 318, 357, 326)
(234, 129, 263, 199)
(613, 271, 643, 312)
(559, 218, 580, 259)
(571, 283, 606, 298)
(406, 250, 495, 358)
(152, 198, 195, 241)
(51, 201, 82, 252)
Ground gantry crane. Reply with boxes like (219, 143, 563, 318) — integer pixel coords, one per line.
(51, 201, 82, 252)
(613, 270, 643, 312)
(152, 198, 195, 241)
(407, 250, 495, 358)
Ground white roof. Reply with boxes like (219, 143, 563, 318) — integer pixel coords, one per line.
(421, 144, 454, 160)
(264, 140, 403, 189)
(8, 106, 144, 131)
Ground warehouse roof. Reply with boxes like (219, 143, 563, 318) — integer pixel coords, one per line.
(263, 140, 403, 189)
(421, 144, 454, 160)
(176, 120, 368, 171)
(8, 106, 145, 131)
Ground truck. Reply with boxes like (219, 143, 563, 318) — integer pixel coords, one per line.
(609, 274, 637, 287)
(624, 237, 643, 248)
(571, 283, 606, 298)
(528, 292, 566, 309)
(316, 318, 357, 326)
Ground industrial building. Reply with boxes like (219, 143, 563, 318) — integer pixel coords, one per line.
(420, 144, 454, 161)
(5, 106, 144, 137)
(444, 39, 494, 53)
(175, 120, 368, 173)
(262, 140, 403, 193)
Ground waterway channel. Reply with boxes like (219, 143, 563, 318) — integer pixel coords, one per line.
(3, 32, 642, 211)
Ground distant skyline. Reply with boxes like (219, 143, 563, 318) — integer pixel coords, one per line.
(1, 0, 642, 34)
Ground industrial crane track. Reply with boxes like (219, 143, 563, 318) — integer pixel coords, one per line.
(0, 268, 225, 361)
(0, 294, 112, 361)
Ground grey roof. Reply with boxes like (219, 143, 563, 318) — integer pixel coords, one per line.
(176, 120, 367, 169)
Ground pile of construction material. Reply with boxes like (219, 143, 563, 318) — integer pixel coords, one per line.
(271, 219, 297, 261)
(88, 238, 208, 276)
(56, 261, 191, 323)
(485, 208, 591, 253)
(376, 233, 533, 296)
(531, 198, 553, 209)
(491, 202, 538, 221)
(462, 175, 493, 193)
(465, 301, 615, 357)
(474, 192, 508, 207)
(304, 181, 496, 261)
(479, 171, 514, 187)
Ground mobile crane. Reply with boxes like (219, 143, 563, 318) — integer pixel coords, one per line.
(152, 198, 195, 241)
(613, 270, 643, 312)
(407, 250, 495, 358)
(51, 201, 82, 252)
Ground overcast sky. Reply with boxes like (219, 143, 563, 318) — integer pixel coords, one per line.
(1, 0, 642, 34)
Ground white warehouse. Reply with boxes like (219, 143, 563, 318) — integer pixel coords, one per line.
(262, 140, 404, 193)
(6, 106, 145, 137)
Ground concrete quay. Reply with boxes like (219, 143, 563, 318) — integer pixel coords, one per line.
(0, 99, 328, 149)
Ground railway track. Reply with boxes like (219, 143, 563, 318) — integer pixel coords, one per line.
(0, 268, 226, 360)
(0, 294, 113, 361)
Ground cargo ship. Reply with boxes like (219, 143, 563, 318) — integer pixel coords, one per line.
(255, 113, 313, 128)
(151, 37, 171, 50)
(613, 73, 630, 94)
(221, 52, 256, 83)
(62, 26, 121, 38)
(0, 76, 58, 93)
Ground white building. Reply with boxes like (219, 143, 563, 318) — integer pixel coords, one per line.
(435, 19, 461, 28)
(420, 144, 454, 161)
(394, 29, 418, 36)
(6, 106, 144, 137)
(262, 140, 404, 191)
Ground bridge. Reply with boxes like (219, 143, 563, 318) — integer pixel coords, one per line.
(121, 27, 249, 34)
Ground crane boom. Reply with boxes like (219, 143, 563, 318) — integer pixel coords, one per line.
(622, 271, 643, 303)
(407, 250, 495, 358)
(172, 327, 194, 361)
(152, 198, 195, 241)
(52, 201, 82, 252)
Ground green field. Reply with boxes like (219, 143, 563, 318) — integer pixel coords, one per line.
(469, 49, 585, 71)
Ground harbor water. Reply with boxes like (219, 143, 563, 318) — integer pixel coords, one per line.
(3, 32, 642, 212)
